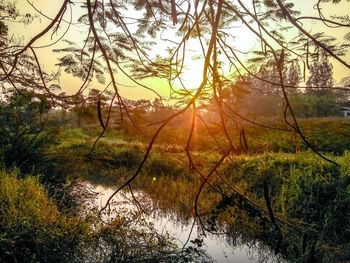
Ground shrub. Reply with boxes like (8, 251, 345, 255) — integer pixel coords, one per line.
(220, 152, 350, 248)
(0, 169, 88, 262)
(0, 91, 64, 184)
(0, 168, 205, 263)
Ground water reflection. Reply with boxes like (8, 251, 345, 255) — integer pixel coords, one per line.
(88, 183, 280, 263)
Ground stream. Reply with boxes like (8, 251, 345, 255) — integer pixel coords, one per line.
(86, 183, 282, 263)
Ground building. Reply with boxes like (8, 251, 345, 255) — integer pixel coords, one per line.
(341, 107, 350, 117)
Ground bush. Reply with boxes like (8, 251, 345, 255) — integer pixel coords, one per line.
(289, 91, 341, 118)
(0, 168, 208, 263)
(0, 91, 61, 180)
(221, 152, 350, 247)
(0, 169, 88, 262)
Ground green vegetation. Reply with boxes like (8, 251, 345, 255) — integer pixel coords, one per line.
(0, 92, 208, 262)
(227, 118, 350, 155)
(1, 91, 349, 262)
(0, 90, 56, 174)
(2, 0, 350, 262)
(39, 123, 350, 262)
(219, 152, 350, 261)
(0, 169, 88, 262)
(0, 168, 209, 262)
(131, 151, 350, 262)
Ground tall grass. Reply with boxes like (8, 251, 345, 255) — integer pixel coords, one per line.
(0, 168, 207, 262)
(0, 169, 90, 262)
(38, 123, 350, 262)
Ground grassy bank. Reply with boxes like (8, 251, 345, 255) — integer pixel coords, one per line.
(131, 151, 350, 262)
(0, 169, 90, 262)
(0, 168, 207, 262)
(219, 152, 350, 262)
(46, 123, 350, 262)
(2, 116, 349, 262)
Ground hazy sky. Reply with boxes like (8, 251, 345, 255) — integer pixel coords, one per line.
(8, 0, 350, 100)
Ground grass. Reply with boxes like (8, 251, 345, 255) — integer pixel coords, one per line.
(15, 118, 349, 262)
(0, 168, 90, 262)
(0, 167, 206, 262)
(134, 150, 350, 262)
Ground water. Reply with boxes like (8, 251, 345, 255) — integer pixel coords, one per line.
(88, 183, 280, 263)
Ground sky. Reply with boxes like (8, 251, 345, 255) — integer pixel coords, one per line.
(8, 0, 350, 100)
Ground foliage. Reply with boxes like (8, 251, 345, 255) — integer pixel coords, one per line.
(288, 91, 340, 118)
(2, 120, 349, 261)
(0, 91, 85, 211)
(51, 119, 350, 182)
(0, 169, 89, 262)
(0, 91, 58, 175)
(0, 168, 209, 263)
(143, 153, 186, 179)
(219, 151, 350, 261)
(306, 54, 334, 92)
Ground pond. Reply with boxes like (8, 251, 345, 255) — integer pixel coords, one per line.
(87, 183, 282, 263)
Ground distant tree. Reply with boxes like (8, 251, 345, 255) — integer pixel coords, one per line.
(225, 74, 283, 118)
(87, 89, 113, 107)
(339, 76, 350, 88)
(69, 94, 87, 127)
(292, 53, 339, 117)
(0, 90, 56, 173)
(150, 98, 177, 124)
(306, 54, 334, 95)
(130, 99, 152, 124)
(249, 70, 281, 96)
(336, 76, 350, 104)
(286, 60, 301, 87)
(87, 89, 114, 124)
(219, 80, 253, 122)
(289, 92, 340, 118)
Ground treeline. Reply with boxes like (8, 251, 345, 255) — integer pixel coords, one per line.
(51, 55, 349, 130)
(2, 53, 347, 138)
(40, 85, 349, 133)
(222, 53, 350, 119)
(1, 81, 348, 161)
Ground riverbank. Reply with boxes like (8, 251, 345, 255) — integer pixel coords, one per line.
(1, 119, 350, 262)
(44, 125, 350, 262)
